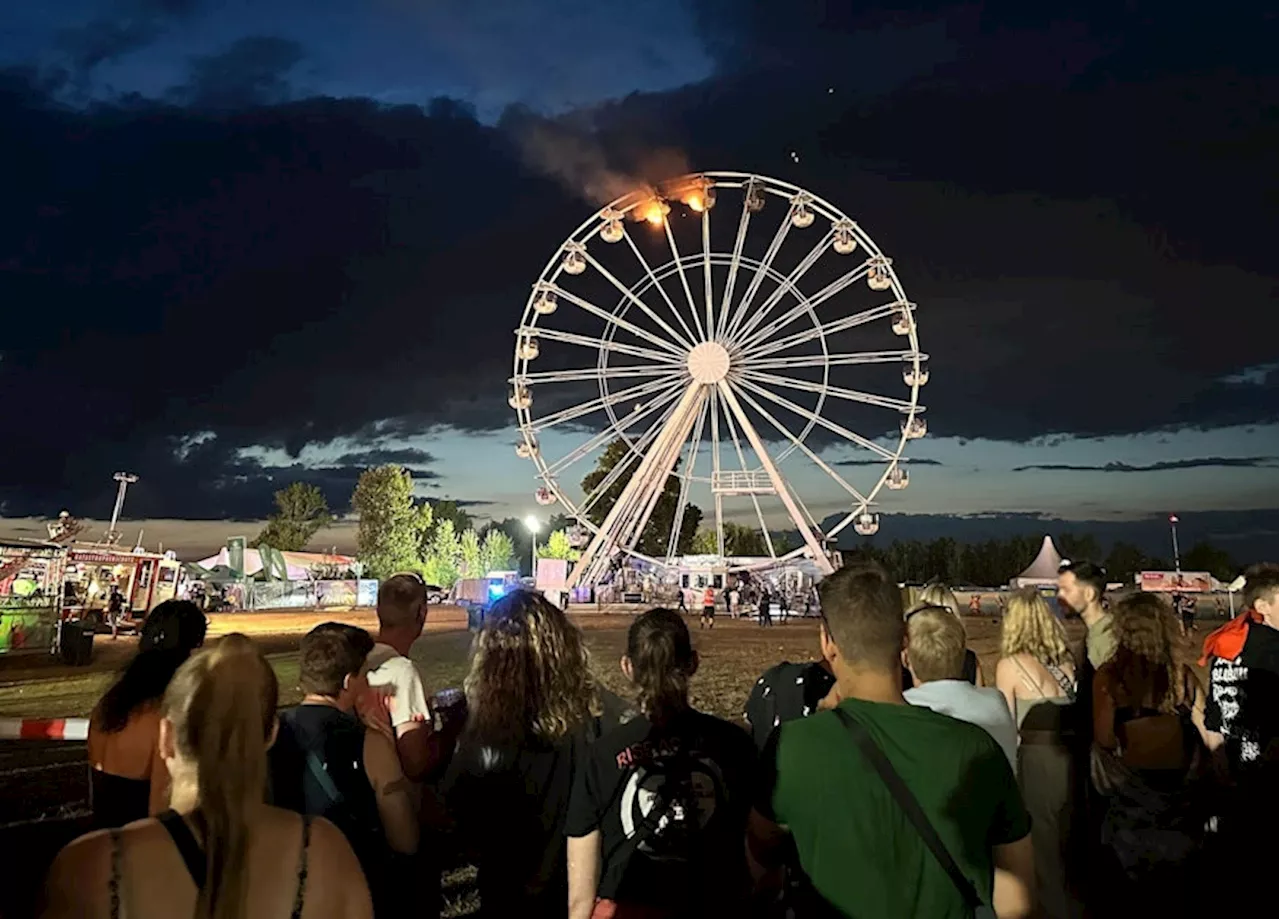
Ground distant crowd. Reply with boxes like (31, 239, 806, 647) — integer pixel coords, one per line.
(35, 558, 1278, 918)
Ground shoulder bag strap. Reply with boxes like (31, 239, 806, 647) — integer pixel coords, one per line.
(305, 750, 345, 807)
(831, 708, 984, 911)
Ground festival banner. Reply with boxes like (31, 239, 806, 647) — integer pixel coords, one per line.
(1138, 571, 1215, 593)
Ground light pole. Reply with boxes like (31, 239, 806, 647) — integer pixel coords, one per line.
(105, 472, 138, 545)
(525, 515, 541, 580)
(1168, 514, 1181, 573)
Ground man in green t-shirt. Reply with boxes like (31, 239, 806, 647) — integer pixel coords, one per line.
(747, 562, 1035, 918)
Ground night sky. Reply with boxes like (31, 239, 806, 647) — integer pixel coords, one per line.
(0, 1, 1275, 560)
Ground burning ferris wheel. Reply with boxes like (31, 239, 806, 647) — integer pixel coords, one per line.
(510, 172, 928, 588)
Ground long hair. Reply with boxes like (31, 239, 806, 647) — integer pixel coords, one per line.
(1001, 588, 1072, 668)
(163, 634, 278, 919)
(914, 582, 961, 616)
(463, 591, 599, 747)
(627, 608, 695, 726)
(1109, 593, 1195, 712)
(97, 600, 207, 732)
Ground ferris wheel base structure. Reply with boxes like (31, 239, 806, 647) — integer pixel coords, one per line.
(510, 172, 931, 592)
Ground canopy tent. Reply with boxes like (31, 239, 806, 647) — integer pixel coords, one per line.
(193, 548, 357, 581)
(1010, 535, 1065, 588)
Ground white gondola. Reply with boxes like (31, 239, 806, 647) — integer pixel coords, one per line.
(600, 219, 624, 243)
(854, 512, 880, 536)
(744, 181, 766, 212)
(892, 306, 913, 336)
(535, 486, 557, 506)
(902, 415, 927, 439)
(518, 337, 540, 361)
(561, 247, 586, 275)
(516, 440, 538, 459)
(832, 227, 858, 255)
(887, 467, 909, 490)
(791, 204, 815, 228)
(902, 356, 929, 387)
(508, 386, 531, 410)
(532, 291, 558, 315)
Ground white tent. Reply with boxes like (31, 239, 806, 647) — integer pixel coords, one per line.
(1010, 535, 1065, 588)
(194, 548, 356, 581)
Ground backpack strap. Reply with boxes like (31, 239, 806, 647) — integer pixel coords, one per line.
(831, 708, 985, 912)
(305, 750, 345, 807)
(156, 809, 207, 889)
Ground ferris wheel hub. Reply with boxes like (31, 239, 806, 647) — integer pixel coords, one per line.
(686, 341, 731, 384)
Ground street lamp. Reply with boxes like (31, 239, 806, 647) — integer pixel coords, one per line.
(525, 515, 541, 579)
(1168, 514, 1181, 573)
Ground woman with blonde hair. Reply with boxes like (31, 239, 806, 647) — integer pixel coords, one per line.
(906, 581, 985, 686)
(443, 590, 626, 919)
(1092, 592, 1208, 911)
(42, 634, 371, 919)
(996, 588, 1084, 919)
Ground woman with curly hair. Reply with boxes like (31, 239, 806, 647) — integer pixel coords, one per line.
(442, 590, 627, 919)
(1092, 592, 1209, 912)
(996, 588, 1084, 919)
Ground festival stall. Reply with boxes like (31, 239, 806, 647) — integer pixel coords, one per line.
(1009, 535, 1066, 589)
(0, 540, 68, 654)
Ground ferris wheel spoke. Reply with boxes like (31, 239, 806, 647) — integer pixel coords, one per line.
(715, 196, 754, 341)
(732, 376, 898, 461)
(662, 219, 707, 341)
(716, 381, 835, 574)
(722, 207, 794, 342)
(550, 286, 688, 358)
(578, 393, 684, 516)
(666, 393, 710, 562)
(701, 210, 715, 341)
(730, 230, 835, 346)
(517, 326, 682, 365)
(717, 392, 777, 558)
(529, 376, 679, 433)
(515, 365, 684, 386)
(736, 262, 876, 353)
(581, 248, 697, 352)
(543, 383, 685, 477)
(740, 369, 914, 412)
(741, 300, 904, 361)
(750, 350, 920, 371)
(709, 388, 725, 556)
(622, 232, 701, 346)
(730, 383, 870, 505)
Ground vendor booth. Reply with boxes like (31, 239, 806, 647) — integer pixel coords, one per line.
(1, 539, 69, 654)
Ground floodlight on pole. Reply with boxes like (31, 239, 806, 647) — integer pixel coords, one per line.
(525, 515, 541, 578)
(1168, 514, 1181, 574)
(105, 472, 139, 545)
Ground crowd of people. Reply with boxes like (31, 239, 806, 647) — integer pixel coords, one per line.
(36, 560, 1277, 918)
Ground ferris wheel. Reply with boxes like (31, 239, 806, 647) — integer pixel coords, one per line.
(510, 172, 928, 588)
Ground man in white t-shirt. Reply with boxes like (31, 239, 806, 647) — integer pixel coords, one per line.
(903, 606, 1018, 770)
(364, 573, 447, 781)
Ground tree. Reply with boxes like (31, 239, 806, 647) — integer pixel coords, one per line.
(690, 529, 719, 555)
(420, 518, 463, 588)
(350, 465, 421, 578)
(579, 439, 702, 557)
(1182, 541, 1237, 581)
(459, 528, 483, 577)
(250, 482, 333, 551)
(480, 528, 516, 574)
(412, 501, 436, 561)
(538, 529, 581, 561)
(724, 522, 769, 557)
(426, 499, 473, 537)
(1105, 541, 1148, 584)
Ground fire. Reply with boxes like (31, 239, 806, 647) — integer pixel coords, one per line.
(642, 202, 665, 225)
(686, 193, 705, 213)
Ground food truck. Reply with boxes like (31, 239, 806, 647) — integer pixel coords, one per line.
(0, 539, 68, 654)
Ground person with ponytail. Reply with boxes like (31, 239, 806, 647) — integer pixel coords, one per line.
(42, 634, 372, 919)
(565, 608, 757, 919)
(87, 599, 207, 829)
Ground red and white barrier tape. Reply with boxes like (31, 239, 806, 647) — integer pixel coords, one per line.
(0, 718, 90, 741)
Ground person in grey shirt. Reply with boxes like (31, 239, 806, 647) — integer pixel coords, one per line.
(903, 605, 1019, 770)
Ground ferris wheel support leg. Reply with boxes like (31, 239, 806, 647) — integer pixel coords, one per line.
(716, 382, 835, 576)
(567, 383, 705, 589)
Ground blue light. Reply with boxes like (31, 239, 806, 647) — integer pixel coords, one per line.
(487, 582, 506, 599)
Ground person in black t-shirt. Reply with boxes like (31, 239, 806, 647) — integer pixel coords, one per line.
(565, 608, 757, 919)
(442, 591, 628, 919)
(269, 623, 418, 917)
(743, 660, 835, 751)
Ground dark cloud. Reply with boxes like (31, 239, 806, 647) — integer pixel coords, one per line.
(332, 448, 437, 467)
(55, 1, 204, 90)
(835, 458, 943, 467)
(168, 36, 306, 109)
(1013, 457, 1278, 474)
(0, 3, 1275, 519)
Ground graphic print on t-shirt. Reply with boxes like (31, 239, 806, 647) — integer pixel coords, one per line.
(616, 739, 726, 862)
